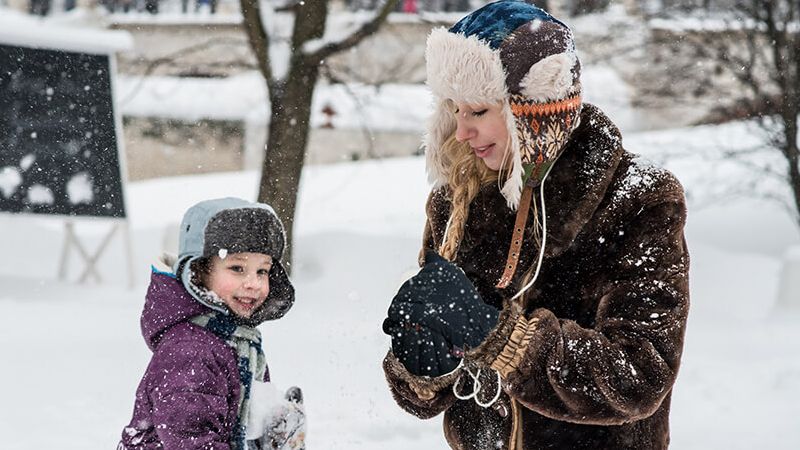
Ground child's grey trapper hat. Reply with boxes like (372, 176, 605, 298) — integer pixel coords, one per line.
(175, 197, 294, 323)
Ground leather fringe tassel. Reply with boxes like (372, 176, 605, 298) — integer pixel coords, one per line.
(509, 399, 524, 450)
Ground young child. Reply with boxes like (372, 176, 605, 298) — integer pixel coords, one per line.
(118, 197, 304, 450)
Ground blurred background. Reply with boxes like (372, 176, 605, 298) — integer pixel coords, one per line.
(0, 1, 798, 449)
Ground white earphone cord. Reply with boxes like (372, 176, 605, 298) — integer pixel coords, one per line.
(453, 363, 503, 408)
(511, 172, 549, 301)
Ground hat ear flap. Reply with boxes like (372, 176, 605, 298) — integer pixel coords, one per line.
(519, 52, 579, 103)
(425, 27, 507, 105)
(424, 99, 457, 188)
(251, 260, 294, 323)
(499, 99, 524, 209)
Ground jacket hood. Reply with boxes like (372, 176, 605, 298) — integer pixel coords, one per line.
(152, 252, 294, 334)
(141, 269, 209, 351)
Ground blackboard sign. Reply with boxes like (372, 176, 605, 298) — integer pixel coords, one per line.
(0, 43, 126, 218)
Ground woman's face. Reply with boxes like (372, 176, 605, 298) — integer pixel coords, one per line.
(451, 101, 510, 171)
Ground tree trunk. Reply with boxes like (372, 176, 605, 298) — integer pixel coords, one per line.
(785, 113, 800, 228)
(255, 1, 329, 271)
(258, 64, 320, 271)
(242, 0, 398, 270)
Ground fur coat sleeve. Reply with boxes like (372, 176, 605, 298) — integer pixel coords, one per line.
(382, 349, 460, 419)
(470, 193, 689, 425)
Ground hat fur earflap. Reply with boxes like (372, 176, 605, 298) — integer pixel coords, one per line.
(499, 100, 524, 208)
(424, 98, 456, 190)
(425, 27, 507, 106)
(520, 52, 580, 102)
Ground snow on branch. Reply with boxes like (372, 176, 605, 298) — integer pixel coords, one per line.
(303, 0, 400, 62)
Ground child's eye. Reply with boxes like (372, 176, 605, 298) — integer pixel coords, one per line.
(228, 265, 244, 273)
(257, 268, 270, 276)
(473, 109, 487, 117)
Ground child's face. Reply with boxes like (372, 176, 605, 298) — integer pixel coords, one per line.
(205, 252, 273, 318)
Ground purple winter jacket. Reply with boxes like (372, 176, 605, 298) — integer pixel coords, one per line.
(119, 270, 269, 450)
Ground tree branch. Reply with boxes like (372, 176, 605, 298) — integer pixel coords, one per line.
(275, 0, 302, 12)
(716, 37, 764, 101)
(307, 0, 401, 63)
(323, 38, 422, 85)
(240, 0, 274, 87)
(119, 37, 249, 106)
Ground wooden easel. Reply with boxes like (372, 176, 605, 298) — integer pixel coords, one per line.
(58, 219, 135, 288)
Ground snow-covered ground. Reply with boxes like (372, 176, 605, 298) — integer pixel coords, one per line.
(1, 118, 800, 449)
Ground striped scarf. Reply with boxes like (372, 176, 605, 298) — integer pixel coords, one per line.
(191, 312, 266, 450)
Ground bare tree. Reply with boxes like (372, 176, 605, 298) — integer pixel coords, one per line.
(645, 1, 798, 223)
(708, 1, 800, 226)
(239, 0, 400, 267)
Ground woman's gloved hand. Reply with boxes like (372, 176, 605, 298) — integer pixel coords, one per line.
(383, 317, 462, 376)
(383, 250, 500, 377)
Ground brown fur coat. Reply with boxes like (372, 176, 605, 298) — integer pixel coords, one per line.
(383, 104, 690, 449)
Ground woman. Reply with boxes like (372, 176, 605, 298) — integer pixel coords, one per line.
(382, 1, 689, 449)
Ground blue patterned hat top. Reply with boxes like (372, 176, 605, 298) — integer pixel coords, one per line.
(449, 0, 568, 50)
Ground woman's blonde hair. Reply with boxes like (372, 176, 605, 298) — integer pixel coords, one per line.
(437, 132, 512, 261)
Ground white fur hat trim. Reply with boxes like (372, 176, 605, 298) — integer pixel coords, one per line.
(425, 26, 506, 190)
(424, 98, 456, 188)
(519, 52, 578, 102)
(425, 27, 507, 106)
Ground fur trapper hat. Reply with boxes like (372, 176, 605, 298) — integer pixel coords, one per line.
(175, 197, 294, 324)
(424, 0, 583, 209)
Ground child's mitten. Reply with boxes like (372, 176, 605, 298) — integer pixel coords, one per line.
(247, 383, 306, 450)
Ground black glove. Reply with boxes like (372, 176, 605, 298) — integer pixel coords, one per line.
(383, 317, 462, 376)
(383, 250, 500, 377)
